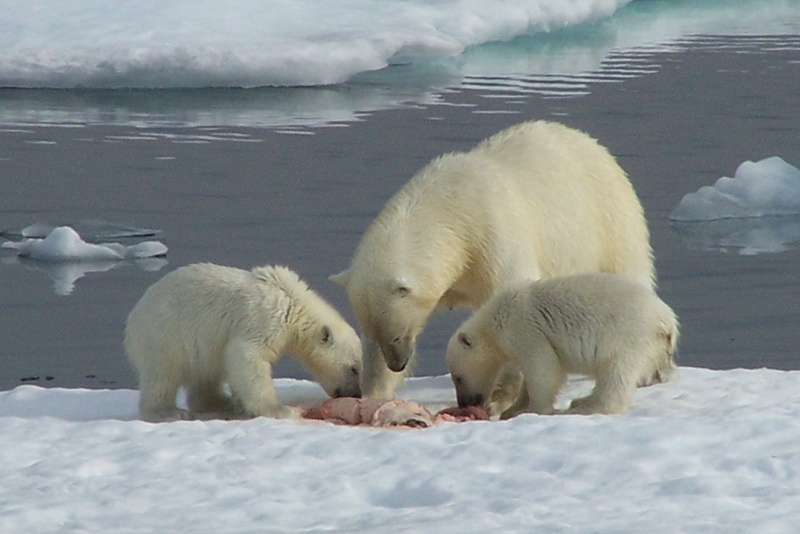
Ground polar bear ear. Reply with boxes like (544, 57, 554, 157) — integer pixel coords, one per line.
(329, 269, 351, 287)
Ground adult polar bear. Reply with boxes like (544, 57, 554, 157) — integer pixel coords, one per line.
(331, 120, 656, 400)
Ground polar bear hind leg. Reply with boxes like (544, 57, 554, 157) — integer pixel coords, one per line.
(186, 378, 241, 417)
(137, 373, 191, 423)
(567, 357, 638, 415)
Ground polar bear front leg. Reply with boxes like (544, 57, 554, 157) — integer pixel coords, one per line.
(488, 364, 525, 417)
(499, 382, 530, 420)
(224, 339, 301, 419)
(517, 342, 567, 415)
(360, 338, 406, 400)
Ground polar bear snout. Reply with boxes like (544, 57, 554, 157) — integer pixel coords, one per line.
(456, 391, 484, 408)
(379, 335, 414, 373)
(334, 382, 362, 399)
(453, 375, 484, 407)
(321, 362, 362, 399)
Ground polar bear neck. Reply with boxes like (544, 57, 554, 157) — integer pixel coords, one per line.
(251, 265, 315, 330)
(359, 163, 477, 303)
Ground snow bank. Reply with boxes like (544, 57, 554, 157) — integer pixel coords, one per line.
(1, 368, 799, 532)
(1, 0, 630, 88)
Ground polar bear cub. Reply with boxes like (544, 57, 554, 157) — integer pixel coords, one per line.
(446, 273, 678, 417)
(125, 263, 362, 422)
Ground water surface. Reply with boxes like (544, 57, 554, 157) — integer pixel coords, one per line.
(1, 33, 799, 389)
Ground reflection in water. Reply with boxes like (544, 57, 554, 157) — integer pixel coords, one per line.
(2, 256, 168, 296)
(670, 216, 800, 256)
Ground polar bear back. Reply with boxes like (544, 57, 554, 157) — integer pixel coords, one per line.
(125, 263, 292, 374)
(493, 273, 677, 375)
(457, 120, 653, 288)
(346, 120, 654, 309)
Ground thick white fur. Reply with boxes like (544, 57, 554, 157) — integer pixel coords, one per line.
(446, 273, 678, 417)
(331, 120, 656, 399)
(125, 263, 362, 422)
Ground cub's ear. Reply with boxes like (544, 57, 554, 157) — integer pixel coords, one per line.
(329, 269, 351, 287)
(321, 325, 333, 345)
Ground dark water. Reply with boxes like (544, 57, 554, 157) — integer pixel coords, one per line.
(1, 35, 799, 390)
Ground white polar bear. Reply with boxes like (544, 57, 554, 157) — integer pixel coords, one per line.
(331, 120, 656, 400)
(125, 263, 362, 422)
(446, 273, 678, 417)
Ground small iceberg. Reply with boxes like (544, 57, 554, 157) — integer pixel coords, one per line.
(670, 157, 800, 254)
(670, 156, 800, 221)
(2, 225, 168, 295)
(0, 219, 162, 242)
(2, 226, 167, 261)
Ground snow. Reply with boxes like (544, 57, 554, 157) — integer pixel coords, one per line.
(2, 368, 799, 532)
(669, 157, 800, 254)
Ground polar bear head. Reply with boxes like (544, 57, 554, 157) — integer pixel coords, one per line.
(331, 267, 438, 373)
(256, 266, 363, 398)
(299, 318, 363, 399)
(445, 307, 507, 408)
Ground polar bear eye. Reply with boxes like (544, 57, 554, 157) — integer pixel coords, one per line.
(458, 333, 472, 349)
(394, 286, 411, 297)
(321, 326, 333, 345)
(349, 365, 359, 377)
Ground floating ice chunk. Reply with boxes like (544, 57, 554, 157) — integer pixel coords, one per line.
(100, 240, 169, 260)
(670, 157, 800, 221)
(4, 227, 123, 260)
(2, 226, 167, 262)
(0, 219, 162, 241)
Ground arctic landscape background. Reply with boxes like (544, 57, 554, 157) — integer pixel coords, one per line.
(2, 0, 800, 532)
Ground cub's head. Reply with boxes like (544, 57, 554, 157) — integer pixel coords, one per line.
(331, 269, 437, 373)
(260, 265, 363, 399)
(301, 317, 363, 399)
(445, 314, 504, 409)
